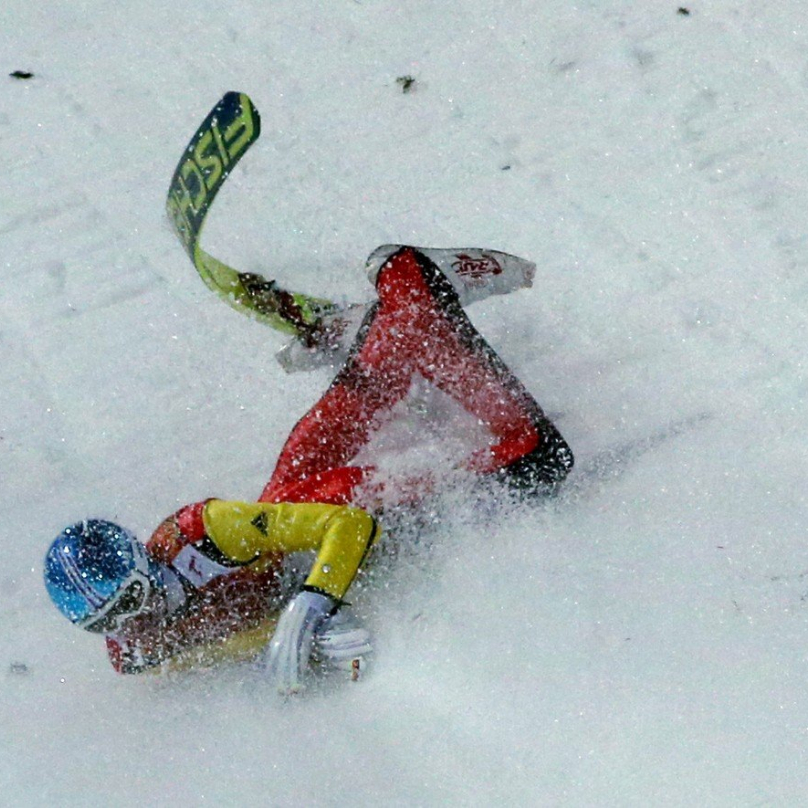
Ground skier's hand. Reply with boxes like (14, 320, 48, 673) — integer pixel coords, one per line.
(313, 609, 373, 674)
(264, 590, 335, 694)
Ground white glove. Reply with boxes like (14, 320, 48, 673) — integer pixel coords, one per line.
(264, 590, 335, 694)
(313, 609, 373, 673)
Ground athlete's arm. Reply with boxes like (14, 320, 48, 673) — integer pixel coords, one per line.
(197, 500, 380, 694)
(202, 500, 379, 601)
(147, 499, 379, 600)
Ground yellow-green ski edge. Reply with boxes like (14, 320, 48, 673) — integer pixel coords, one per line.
(166, 91, 336, 339)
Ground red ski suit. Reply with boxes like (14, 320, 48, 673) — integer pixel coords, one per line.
(262, 246, 572, 508)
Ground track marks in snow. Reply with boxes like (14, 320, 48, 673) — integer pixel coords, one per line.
(562, 412, 713, 501)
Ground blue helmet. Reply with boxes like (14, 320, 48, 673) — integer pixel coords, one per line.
(44, 520, 161, 633)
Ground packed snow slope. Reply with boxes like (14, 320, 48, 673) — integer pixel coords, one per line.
(3, 1, 808, 804)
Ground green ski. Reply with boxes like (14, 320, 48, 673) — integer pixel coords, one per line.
(166, 91, 337, 342)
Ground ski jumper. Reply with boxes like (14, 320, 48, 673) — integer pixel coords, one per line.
(105, 246, 572, 674)
(261, 246, 573, 507)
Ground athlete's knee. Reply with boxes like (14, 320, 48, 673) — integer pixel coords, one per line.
(373, 247, 460, 310)
(367, 246, 421, 289)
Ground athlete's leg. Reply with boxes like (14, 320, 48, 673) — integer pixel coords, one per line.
(263, 262, 435, 501)
(261, 323, 409, 500)
(262, 247, 572, 504)
(373, 248, 573, 492)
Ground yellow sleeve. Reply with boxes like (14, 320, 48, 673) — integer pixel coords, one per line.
(201, 500, 379, 600)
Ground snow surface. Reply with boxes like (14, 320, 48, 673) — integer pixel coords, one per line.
(3, 1, 808, 804)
